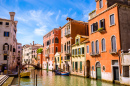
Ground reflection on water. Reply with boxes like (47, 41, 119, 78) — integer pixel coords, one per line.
(12, 69, 120, 86)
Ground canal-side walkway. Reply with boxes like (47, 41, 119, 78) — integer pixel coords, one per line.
(12, 70, 121, 86)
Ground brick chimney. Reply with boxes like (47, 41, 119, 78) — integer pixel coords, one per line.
(9, 12, 15, 21)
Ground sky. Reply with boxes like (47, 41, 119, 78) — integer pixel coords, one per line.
(0, 0, 96, 45)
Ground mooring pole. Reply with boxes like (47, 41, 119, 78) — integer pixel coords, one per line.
(34, 69, 35, 86)
(18, 66, 20, 85)
(36, 74, 37, 86)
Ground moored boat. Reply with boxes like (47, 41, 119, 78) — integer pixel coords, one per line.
(20, 71, 30, 78)
(61, 72, 69, 76)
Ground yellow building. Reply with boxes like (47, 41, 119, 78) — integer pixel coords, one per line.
(71, 34, 89, 76)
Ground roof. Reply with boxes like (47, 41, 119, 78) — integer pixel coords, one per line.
(0, 18, 11, 21)
(43, 28, 60, 37)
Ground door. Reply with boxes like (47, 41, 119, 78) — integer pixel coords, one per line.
(113, 67, 119, 80)
(86, 60, 90, 78)
(96, 67, 101, 79)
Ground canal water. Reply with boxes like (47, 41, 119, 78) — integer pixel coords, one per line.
(12, 69, 120, 86)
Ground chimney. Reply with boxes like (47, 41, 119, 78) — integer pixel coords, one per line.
(9, 12, 15, 21)
(33, 41, 34, 46)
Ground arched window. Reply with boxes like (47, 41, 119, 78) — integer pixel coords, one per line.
(101, 38, 106, 51)
(3, 43, 9, 50)
(96, 40, 99, 54)
(111, 36, 116, 52)
(91, 41, 94, 53)
(96, 62, 101, 67)
(55, 37, 59, 43)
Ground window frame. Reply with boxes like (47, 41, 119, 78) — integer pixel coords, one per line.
(87, 45, 89, 54)
(99, 0, 103, 9)
(95, 40, 99, 54)
(110, 14, 115, 26)
(101, 38, 106, 52)
(111, 35, 117, 52)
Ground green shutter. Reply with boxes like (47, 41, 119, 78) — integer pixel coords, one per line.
(80, 61, 82, 70)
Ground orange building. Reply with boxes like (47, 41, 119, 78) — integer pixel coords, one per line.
(85, 0, 130, 82)
(61, 17, 88, 72)
(42, 28, 61, 70)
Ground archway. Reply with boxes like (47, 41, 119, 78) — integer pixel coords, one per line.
(96, 62, 101, 79)
(86, 60, 90, 78)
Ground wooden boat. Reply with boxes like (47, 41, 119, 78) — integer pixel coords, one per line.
(61, 72, 69, 76)
(55, 70, 61, 75)
(20, 71, 30, 78)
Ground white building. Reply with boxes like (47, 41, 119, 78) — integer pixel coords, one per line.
(22, 41, 42, 65)
(0, 12, 18, 72)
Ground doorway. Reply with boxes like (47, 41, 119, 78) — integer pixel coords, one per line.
(86, 60, 90, 78)
(96, 62, 101, 79)
(113, 67, 119, 81)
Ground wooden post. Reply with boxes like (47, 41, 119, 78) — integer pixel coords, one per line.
(18, 66, 20, 85)
(34, 70, 35, 86)
(36, 74, 37, 86)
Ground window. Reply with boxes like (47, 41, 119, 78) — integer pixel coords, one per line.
(78, 48, 80, 55)
(61, 57, 63, 60)
(3, 43, 9, 50)
(43, 43, 44, 47)
(101, 38, 106, 51)
(0, 22, 3, 25)
(87, 46, 89, 53)
(99, 0, 103, 8)
(55, 37, 59, 43)
(91, 22, 98, 33)
(73, 62, 74, 70)
(58, 57, 59, 62)
(61, 30, 63, 37)
(110, 14, 115, 25)
(61, 44, 63, 53)
(75, 62, 78, 71)
(4, 55, 7, 60)
(95, 40, 99, 53)
(18, 46, 20, 49)
(92, 41, 94, 53)
(111, 36, 116, 52)
(76, 39, 79, 43)
(56, 47, 58, 53)
(64, 44, 66, 51)
(80, 61, 82, 71)
(123, 66, 129, 77)
(82, 47, 84, 54)
(72, 49, 73, 55)
(5, 22, 9, 25)
(99, 19, 105, 29)
(75, 49, 77, 55)
(4, 32, 9, 37)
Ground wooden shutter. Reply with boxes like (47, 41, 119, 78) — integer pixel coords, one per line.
(103, 19, 105, 30)
(80, 61, 82, 70)
(96, 22, 98, 31)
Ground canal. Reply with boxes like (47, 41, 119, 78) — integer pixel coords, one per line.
(12, 69, 120, 86)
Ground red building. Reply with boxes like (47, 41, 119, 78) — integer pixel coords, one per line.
(42, 28, 61, 70)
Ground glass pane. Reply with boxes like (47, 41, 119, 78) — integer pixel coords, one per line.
(112, 60, 118, 65)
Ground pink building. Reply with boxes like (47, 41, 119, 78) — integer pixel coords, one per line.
(42, 28, 61, 70)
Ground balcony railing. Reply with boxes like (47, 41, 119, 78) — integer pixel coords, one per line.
(45, 54, 49, 57)
(109, 49, 117, 55)
(65, 50, 71, 55)
(3, 50, 8, 55)
(90, 51, 100, 56)
(64, 30, 71, 37)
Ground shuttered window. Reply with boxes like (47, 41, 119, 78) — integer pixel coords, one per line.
(96, 40, 99, 54)
(99, 0, 103, 8)
(111, 36, 116, 52)
(92, 41, 94, 53)
(87, 46, 89, 53)
(91, 22, 98, 33)
(99, 19, 105, 30)
(75, 62, 78, 71)
(82, 47, 84, 54)
(110, 14, 115, 25)
(80, 61, 82, 71)
(102, 38, 106, 51)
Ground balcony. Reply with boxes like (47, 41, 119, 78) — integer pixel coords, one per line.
(109, 50, 117, 55)
(45, 54, 49, 57)
(64, 30, 71, 38)
(3, 50, 8, 55)
(89, 10, 96, 20)
(90, 52, 100, 56)
(65, 50, 71, 56)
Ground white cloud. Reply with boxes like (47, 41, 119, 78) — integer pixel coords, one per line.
(34, 25, 47, 36)
(61, 14, 68, 18)
(56, 10, 61, 21)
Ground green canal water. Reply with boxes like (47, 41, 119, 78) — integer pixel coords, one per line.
(12, 69, 121, 86)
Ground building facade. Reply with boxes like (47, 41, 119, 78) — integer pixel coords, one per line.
(43, 28, 61, 70)
(61, 17, 88, 72)
(71, 35, 89, 76)
(16, 43, 22, 67)
(0, 12, 18, 72)
(85, 0, 130, 82)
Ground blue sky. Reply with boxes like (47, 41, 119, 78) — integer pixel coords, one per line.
(0, 0, 96, 45)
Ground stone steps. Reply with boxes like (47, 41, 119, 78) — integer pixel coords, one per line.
(0, 75, 9, 86)
(2, 77, 14, 86)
